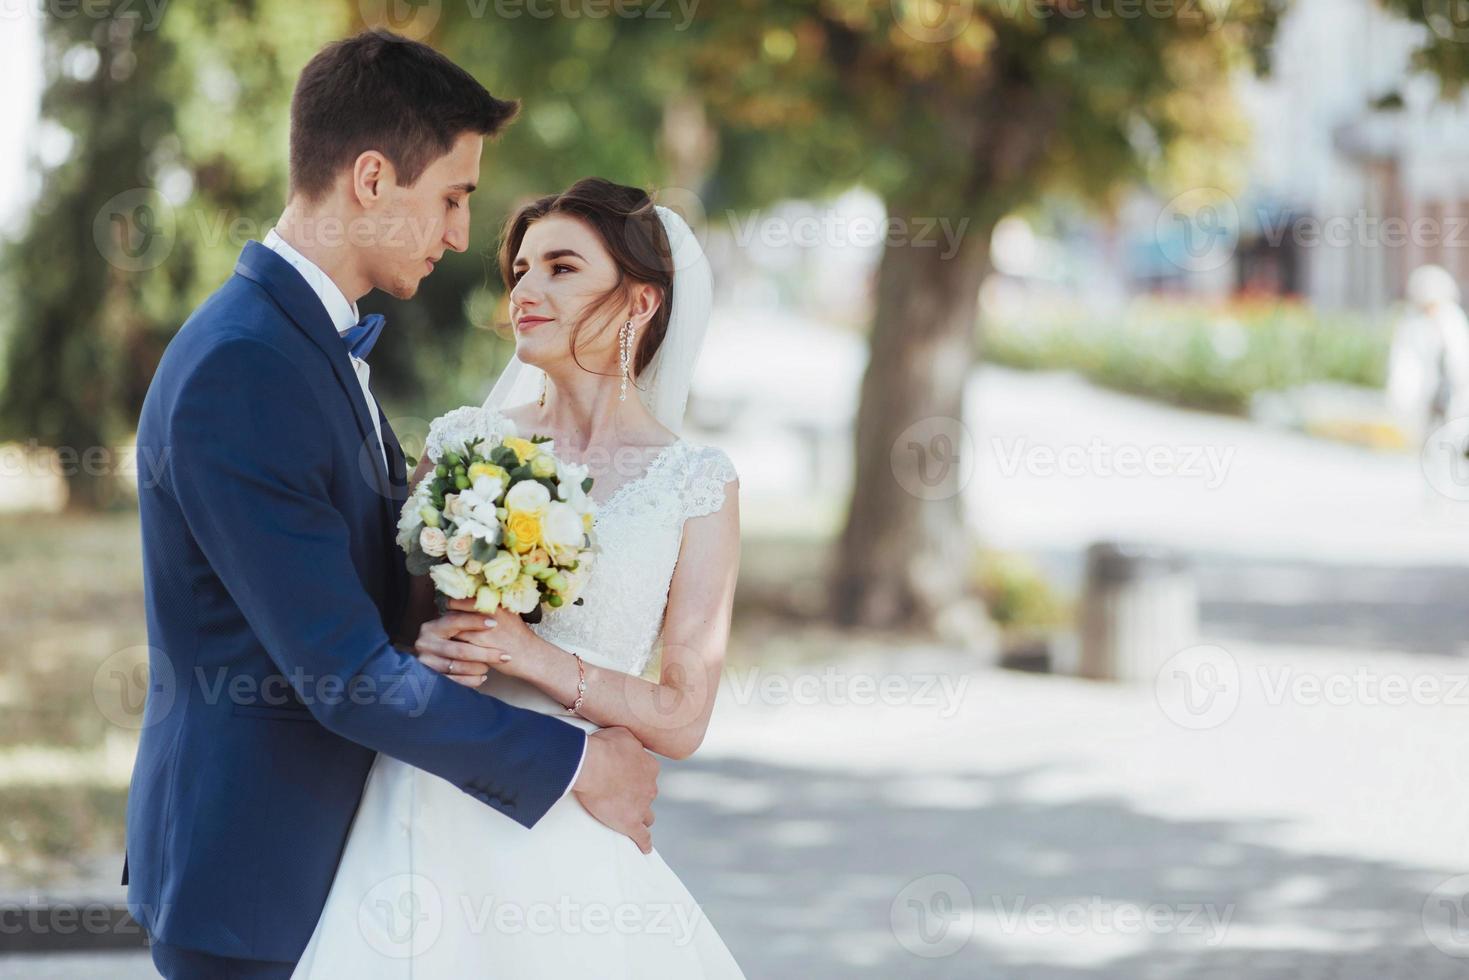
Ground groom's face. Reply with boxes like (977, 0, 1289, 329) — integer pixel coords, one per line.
(362, 131, 482, 300)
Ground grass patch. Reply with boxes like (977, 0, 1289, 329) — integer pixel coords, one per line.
(983, 298, 1389, 415)
(0, 513, 145, 880)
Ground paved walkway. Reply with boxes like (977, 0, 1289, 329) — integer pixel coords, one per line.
(16, 637, 1463, 978)
(670, 639, 1469, 977)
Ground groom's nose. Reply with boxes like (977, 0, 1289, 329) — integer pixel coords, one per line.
(443, 211, 469, 254)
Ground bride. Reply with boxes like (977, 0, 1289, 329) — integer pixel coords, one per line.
(292, 178, 744, 977)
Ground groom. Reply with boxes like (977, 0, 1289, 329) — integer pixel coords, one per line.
(126, 29, 659, 977)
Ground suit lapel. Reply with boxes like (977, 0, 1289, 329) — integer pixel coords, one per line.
(233, 241, 393, 503)
(379, 410, 411, 628)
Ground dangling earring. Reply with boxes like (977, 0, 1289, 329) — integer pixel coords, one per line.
(618, 319, 635, 402)
(539, 371, 548, 408)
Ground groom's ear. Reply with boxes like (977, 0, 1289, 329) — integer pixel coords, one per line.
(350, 150, 395, 209)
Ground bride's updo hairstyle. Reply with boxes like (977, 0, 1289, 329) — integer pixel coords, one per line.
(498, 177, 674, 388)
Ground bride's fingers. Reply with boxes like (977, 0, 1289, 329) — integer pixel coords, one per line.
(425, 612, 492, 638)
(457, 629, 501, 650)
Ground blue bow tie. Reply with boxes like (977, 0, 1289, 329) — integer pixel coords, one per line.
(341, 313, 386, 361)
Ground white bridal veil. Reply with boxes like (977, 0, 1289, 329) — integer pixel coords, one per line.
(480, 204, 713, 435)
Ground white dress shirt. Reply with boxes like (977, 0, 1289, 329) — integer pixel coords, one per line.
(259, 229, 587, 803)
(262, 228, 387, 472)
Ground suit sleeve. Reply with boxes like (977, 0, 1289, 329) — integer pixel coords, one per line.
(166, 337, 585, 827)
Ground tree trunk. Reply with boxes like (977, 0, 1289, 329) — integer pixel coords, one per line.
(829, 214, 990, 630)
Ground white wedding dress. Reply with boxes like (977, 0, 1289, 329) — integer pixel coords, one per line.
(292, 407, 744, 978)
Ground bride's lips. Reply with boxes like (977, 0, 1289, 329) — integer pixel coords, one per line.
(516, 316, 552, 333)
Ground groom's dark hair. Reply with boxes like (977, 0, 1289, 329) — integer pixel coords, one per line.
(288, 29, 519, 202)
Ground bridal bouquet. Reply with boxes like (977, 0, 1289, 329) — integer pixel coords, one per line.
(397, 413, 597, 621)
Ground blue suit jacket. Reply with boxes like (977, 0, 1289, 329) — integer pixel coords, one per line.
(125, 241, 586, 962)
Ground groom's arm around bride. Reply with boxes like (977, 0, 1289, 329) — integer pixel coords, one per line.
(124, 29, 657, 975)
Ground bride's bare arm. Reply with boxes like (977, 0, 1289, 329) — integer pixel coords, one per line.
(418, 478, 740, 760)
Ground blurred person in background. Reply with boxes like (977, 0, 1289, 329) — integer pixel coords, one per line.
(1388, 264, 1469, 442)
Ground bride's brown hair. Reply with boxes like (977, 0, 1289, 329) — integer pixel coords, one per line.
(498, 177, 674, 388)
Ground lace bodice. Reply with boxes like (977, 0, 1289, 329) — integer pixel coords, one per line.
(424, 406, 738, 677)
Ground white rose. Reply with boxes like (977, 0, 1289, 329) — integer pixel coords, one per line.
(563, 563, 592, 603)
(473, 586, 501, 614)
(455, 518, 501, 547)
(555, 459, 592, 504)
(471, 473, 505, 502)
(541, 501, 585, 550)
(454, 486, 501, 528)
(396, 499, 425, 551)
(442, 493, 463, 522)
(482, 549, 522, 588)
(419, 526, 448, 557)
(428, 562, 478, 600)
(446, 533, 473, 567)
(500, 573, 542, 615)
(505, 479, 551, 515)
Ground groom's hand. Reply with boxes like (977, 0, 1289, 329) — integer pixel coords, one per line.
(575, 727, 659, 854)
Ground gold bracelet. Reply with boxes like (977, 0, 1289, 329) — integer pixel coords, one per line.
(567, 652, 586, 716)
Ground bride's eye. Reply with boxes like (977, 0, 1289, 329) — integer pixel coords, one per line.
(511, 269, 526, 282)
(552, 264, 574, 276)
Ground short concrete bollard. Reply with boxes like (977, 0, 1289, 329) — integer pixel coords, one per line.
(1079, 541, 1198, 682)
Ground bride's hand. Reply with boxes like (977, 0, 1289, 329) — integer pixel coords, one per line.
(413, 610, 504, 687)
(441, 597, 543, 680)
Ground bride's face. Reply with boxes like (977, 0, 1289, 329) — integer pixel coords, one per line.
(508, 214, 654, 372)
(509, 215, 617, 369)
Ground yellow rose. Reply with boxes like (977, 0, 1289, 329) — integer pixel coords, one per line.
(503, 437, 539, 464)
(505, 510, 542, 554)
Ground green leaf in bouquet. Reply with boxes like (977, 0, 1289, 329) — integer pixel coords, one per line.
(405, 546, 437, 578)
(470, 537, 497, 564)
(581, 476, 593, 494)
(490, 446, 518, 469)
(510, 464, 533, 481)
